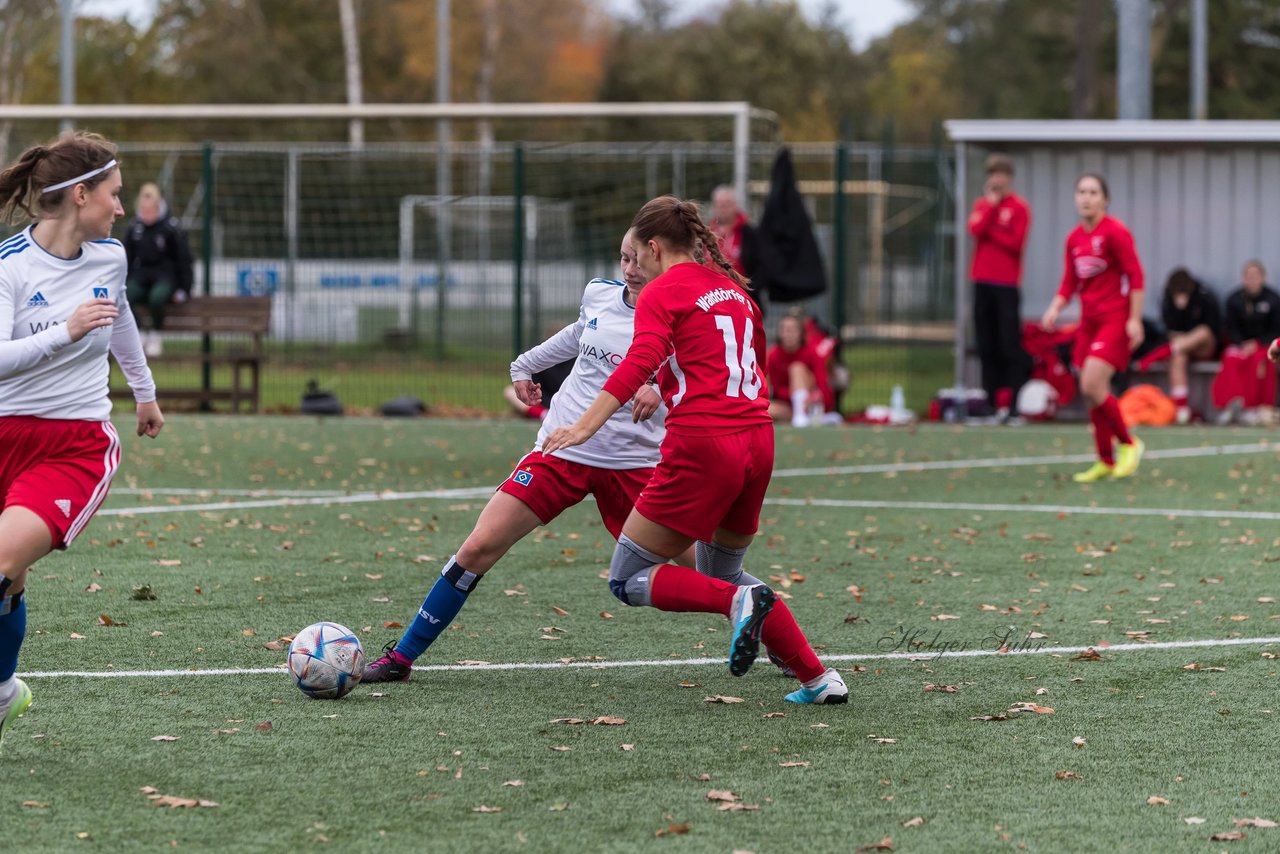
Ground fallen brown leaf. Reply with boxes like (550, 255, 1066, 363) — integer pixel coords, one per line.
(855, 838, 894, 852)
(655, 823, 691, 837)
(1209, 831, 1246, 841)
(552, 605, 570, 616)
(902, 817, 925, 828)
(85, 582, 102, 593)
(779, 760, 810, 768)
(706, 789, 740, 802)
(254, 721, 273, 731)
(1073, 648, 1103, 661)
(471, 805, 502, 813)
(22, 800, 49, 808)
(1055, 770, 1082, 781)
(1234, 817, 1278, 828)
(150, 735, 180, 742)
(1146, 796, 1169, 806)
(704, 695, 745, 704)
(716, 802, 760, 812)
(1072, 736, 1087, 749)
(923, 683, 958, 693)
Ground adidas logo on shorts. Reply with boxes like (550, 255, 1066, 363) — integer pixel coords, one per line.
(54, 499, 72, 518)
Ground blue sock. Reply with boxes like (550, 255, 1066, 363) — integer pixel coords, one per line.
(0, 595, 26, 682)
(394, 556, 480, 661)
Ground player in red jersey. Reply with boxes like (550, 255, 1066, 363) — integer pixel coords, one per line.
(543, 196, 846, 705)
(1041, 173, 1145, 482)
(0, 132, 165, 750)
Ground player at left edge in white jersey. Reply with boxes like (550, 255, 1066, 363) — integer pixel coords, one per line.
(0, 131, 164, 751)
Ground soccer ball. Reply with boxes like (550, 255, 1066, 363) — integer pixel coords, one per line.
(287, 621, 365, 699)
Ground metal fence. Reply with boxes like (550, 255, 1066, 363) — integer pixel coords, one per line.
(21, 140, 957, 413)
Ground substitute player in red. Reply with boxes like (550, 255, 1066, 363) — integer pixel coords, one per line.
(0, 132, 164, 750)
(1041, 173, 1145, 482)
(544, 196, 847, 705)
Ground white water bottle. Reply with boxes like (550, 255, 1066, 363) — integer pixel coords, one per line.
(890, 385, 905, 417)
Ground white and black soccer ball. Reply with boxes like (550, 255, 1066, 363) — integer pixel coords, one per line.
(287, 621, 365, 699)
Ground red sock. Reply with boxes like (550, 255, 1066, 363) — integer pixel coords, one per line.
(648, 565, 736, 614)
(1102, 394, 1133, 445)
(1136, 343, 1172, 371)
(1089, 405, 1115, 465)
(761, 599, 825, 683)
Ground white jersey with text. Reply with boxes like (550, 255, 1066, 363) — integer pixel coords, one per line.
(510, 278, 664, 469)
(0, 225, 155, 420)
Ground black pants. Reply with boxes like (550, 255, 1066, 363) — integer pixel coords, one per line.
(974, 282, 1032, 412)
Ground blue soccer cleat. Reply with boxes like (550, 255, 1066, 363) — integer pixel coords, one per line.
(728, 584, 776, 677)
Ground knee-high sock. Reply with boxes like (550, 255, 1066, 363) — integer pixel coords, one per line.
(648, 565, 737, 615)
(759, 600, 825, 683)
(0, 596, 26, 683)
(394, 556, 479, 661)
(695, 540, 764, 587)
(1089, 405, 1115, 465)
(1101, 394, 1133, 445)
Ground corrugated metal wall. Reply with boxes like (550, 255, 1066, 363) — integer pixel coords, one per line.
(963, 143, 1280, 319)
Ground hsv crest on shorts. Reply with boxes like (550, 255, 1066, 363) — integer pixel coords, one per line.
(513, 469, 535, 486)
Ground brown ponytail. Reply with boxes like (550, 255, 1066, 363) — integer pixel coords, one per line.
(0, 131, 118, 224)
(630, 194, 751, 290)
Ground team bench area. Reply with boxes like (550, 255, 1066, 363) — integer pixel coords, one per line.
(112, 296, 272, 413)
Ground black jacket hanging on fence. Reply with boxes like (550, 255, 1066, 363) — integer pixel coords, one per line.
(743, 147, 827, 304)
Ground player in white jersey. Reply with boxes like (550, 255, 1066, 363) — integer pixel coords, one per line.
(0, 132, 165, 751)
(362, 230, 693, 682)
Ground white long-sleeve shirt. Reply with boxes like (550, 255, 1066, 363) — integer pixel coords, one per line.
(0, 225, 155, 420)
(510, 278, 664, 469)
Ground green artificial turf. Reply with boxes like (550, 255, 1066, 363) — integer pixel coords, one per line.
(5, 417, 1280, 852)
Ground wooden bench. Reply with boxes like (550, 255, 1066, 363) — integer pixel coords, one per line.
(113, 296, 272, 413)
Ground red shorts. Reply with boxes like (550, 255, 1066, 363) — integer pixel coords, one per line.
(498, 451, 653, 539)
(0, 416, 121, 549)
(1072, 312, 1131, 371)
(635, 424, 774, 542)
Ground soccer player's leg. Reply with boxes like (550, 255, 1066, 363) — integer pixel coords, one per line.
(365, 457, 580, 682)
(0, 507, 54, 751)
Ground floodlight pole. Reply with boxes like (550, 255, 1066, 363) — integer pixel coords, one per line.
(1116, 0, 1152, 119)
(59, 0, 74, 133)
(435, 0, 451, 360)
(1190, 0, 1208, 120)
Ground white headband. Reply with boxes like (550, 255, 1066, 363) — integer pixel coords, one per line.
(41, 159, 117, 194)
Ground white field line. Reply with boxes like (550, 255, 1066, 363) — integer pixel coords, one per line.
(767, 497, 1280, 521)
(771, 440, 1275, 477)
(113, 487, 349, 498)
(19, 635, 1280, 680)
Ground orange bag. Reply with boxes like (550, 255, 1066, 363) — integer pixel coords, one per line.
(1118, 384, 1177, 426)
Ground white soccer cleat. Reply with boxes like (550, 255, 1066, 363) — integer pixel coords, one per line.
(784, 668, 849, 705)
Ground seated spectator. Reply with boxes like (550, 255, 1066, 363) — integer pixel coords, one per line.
(1213, 259, 1280, 424)
(802, 315, 848, 413)
(505, 358, 574, 421)
(1139, 268, 1222, 424)
(125, 182, 193, 357)
(767, 312, 835, 427)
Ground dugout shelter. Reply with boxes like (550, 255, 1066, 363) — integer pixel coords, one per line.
(945, 120, 1280, 388)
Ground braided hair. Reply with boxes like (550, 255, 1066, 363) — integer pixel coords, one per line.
(630, 194, 751, 290)
(0, 131, 118, 224)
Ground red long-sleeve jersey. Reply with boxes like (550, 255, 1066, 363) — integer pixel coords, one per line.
(1057, 215, 1144, 317)
(968, 193, 1030, 286)
(602, 262, 772, 436)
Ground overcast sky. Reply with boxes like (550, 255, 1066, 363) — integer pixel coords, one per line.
(78, 0, 915, 52)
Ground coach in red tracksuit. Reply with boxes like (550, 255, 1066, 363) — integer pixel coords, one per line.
(1042, 173, 1145, 483)
(968, 153, 1032, 421)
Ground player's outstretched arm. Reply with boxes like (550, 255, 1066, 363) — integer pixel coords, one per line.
(543, 390, 624, 452)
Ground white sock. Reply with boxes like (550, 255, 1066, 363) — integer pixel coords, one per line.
(0, 675, 15, 707)
(802, 669, 830, 689)
(790, 389, 809, 414)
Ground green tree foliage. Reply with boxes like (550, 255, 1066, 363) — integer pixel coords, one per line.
(599, 0, 863, 140)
